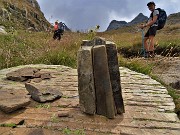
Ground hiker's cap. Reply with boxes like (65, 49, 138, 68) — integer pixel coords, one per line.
(147, 1, 156, 6)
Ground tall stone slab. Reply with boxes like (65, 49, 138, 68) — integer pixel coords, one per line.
(77, 46, 96, 114)
(106, 41, 125, 114)
(81, 37, 106, 46)
(93, 45, 116, 119)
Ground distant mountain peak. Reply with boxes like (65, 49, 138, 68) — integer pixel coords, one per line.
(128, 13, 148, 25)
(106, 13, 148, 31)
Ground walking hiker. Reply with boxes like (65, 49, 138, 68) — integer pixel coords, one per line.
(139, 1, 167, 58)
(53, 21, 65, 40)
(53, 21, 59, 40)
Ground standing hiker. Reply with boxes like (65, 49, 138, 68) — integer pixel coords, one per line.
(140, 1, 159, 58)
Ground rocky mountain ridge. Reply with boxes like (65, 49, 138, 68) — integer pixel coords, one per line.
(107, 13, 148, 31)
(107, 12, 180, 31)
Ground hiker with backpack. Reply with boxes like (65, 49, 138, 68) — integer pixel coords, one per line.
(139, 1, 167, 58)
(53, 21, 65, 40)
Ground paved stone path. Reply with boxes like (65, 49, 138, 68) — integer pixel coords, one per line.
(0, 64, 179, 135)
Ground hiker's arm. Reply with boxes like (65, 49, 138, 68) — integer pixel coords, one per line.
(144, 15, 158, 27)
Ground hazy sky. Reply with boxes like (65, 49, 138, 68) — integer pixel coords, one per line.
(37, 0, 180, 31)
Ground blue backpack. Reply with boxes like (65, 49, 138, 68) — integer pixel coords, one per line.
(152, 8, 167, 30)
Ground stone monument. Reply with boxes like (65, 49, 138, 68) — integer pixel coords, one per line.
(77, 37, 124, 119)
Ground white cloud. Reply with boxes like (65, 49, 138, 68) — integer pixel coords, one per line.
(37, 0, 180, 31)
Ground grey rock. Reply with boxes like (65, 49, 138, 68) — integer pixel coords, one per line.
(0, 28, 7, 34)
(77, 46, 96, 114)
(0, 87, 30, 113)
(0, 26, 5, 29)
(81, 37, 106, 46)
(34, 71, 52, 79)
(91, 37, 106, 45)
(6, 67, 40, 82)
(6, 67, 52, 82)
(93, 45, 116, 119)
(25, 83, 63, 103)
(106, 43, 125, 114)
(170, 81, 180, 90)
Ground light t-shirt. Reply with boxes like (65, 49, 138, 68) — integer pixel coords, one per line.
(148, 10, 159, 27)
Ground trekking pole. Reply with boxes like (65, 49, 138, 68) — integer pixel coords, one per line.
(141, 29, 146, 58)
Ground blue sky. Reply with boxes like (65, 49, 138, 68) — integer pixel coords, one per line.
(37, 0, 180, 31)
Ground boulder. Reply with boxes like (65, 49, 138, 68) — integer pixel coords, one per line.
(77, 46, 96, 114)
(0, 87, 30, 113)
(25, 83, 63, 103)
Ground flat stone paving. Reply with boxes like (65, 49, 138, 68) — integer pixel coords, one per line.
(0, 64, 179, 135)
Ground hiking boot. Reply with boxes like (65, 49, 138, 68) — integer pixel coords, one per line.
(149, 51, 155, 58)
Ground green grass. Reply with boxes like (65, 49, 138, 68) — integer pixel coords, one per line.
(0, 123, 17, 128)
(62, 127, 85, 135)
(35, 104, 51, 109)
(118, 55, 154, 75)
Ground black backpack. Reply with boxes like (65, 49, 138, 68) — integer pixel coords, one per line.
(151, 8, 167, 30)
(58, 22, 65, 30)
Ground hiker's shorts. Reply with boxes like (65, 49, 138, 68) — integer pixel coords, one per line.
(145, 26, 158, 37)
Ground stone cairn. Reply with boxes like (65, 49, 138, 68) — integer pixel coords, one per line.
(77, 37, 125, 119)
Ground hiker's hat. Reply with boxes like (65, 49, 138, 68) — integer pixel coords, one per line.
(147, 1, 156, 6)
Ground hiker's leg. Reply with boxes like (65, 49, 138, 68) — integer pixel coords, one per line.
(58, 34, 61, 40)
(149, 36, 155, 52)
(53, 31, 58, 39)
(148, 26, 158, 57)
(144, 37, 149, 52)
(144, 28, 150, 53)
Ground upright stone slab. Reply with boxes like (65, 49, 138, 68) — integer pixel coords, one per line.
(81, 37, 106, 46)
(93, 45, 116, 119)
(106, 41, 125, 114)
(77, 46, 96, 114)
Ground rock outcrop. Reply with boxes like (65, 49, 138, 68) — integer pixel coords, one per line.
(0, 0, 50, 31)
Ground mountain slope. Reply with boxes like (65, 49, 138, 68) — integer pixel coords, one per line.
(167, 12, 180, 25)
(0, 0, 50, 31)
